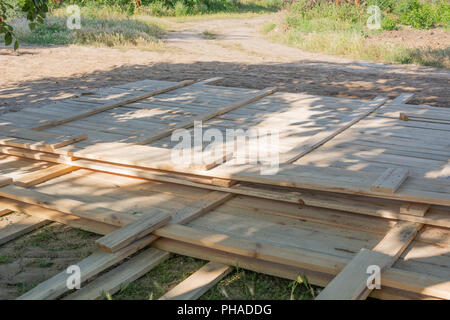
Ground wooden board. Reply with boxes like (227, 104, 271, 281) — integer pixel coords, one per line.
(400, 202, 431, 217)
(371, 168, 409, 194)
(96, 211, 171, 253)
(14, 164, 78, 187)
(159, 261, 230, 300)
(316, 221, 422, 300)
(0, 214, 49, 245)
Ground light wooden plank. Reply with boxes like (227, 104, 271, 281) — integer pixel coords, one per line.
(32, 80, 196, 131)
(0, 184, 135, 227)
(0, 176, 13, 187)
(0, 208, 13, 217)
(0, 197, 117, 235)
(370, 168, 409, 194)
(316, 249, 392, 300)
(316, 221, 422, 300)
(96, 211, 171, 253)
(400, 202, 431, 217)
(65, 248, 170, 300)
(134, 87, 277, 145)
(196, 77, 224, 85)
(14, 164, 78, 188)
(0, 214, 49, 245)
(159, 261, 230, 300)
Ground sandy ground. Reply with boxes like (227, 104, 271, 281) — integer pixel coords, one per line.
(1, 14, 449, 115)
(0, 14, 449, 299)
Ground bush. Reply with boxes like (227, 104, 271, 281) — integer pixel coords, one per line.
(399, 0, 436, 29)
(382, 15, 398, 30)
(174, 1, 188, 16)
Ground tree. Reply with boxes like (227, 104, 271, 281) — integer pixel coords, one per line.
(0, 0, 49, 50)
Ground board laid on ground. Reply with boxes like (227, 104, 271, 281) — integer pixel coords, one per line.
(0, 78, 448, 300)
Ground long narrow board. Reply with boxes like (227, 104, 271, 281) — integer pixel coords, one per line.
(32, 80, 197, 131)
(96, 211, 171, 253)
(14, 164, 78, 188)
(315, 221, 422, 300)
(65, 248, 170, 300)
(0, 214, 49, 245)
(0, 125, 87, 152)
(134, 87, 277, 145)
(159, 262, 231, 300)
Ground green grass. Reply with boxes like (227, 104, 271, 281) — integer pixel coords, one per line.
(110, 254, 317, 300)
(267, 0, 450, 68)
(0, 255, 11, 264)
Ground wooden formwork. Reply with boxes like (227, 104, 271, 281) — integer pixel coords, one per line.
(0, 78, 448, 300)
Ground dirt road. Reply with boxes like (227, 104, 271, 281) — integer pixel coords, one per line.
(1, 14, 449, 114)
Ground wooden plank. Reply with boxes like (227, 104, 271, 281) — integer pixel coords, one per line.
(0, 176, 13, 187)
(17, 191, 233, 300)
(370, 168, 409, 194)
(0, 134, 87, 152)
(14, 164, 78, 188)
(0, 197, 117, 235)
(0, 125, 87, 151)
(134, 87, 277, 145)
(65, 248, 170, 300)
(96, 211, 171, 253)
(316, 221, 422, 300)
(159, 262, 230, 300)
(0, 208, 13, 217)
(400, 202, 431, 217)
(0, 184, 135, 227)
(316, 249, 392, 300)
(281, 97, 387, 163)
(32, 80, 196, 131)
(389, 93, 415, 105)
(0, 214, 49, 245)
(196, 77, 224, 85)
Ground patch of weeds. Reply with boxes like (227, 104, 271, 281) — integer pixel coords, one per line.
(262, 22, 276, 34)
(39, 260, 54, 268)
(29, 228, 55, 247)
(203, 266, 317, 300)
(75, 229, 96, 239)
(16, 282, 36, 295)
(113, 255, 205, 300)
(0, 255, 11, 264)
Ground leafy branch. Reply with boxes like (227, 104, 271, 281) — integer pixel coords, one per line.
(0, 0, 49, 50)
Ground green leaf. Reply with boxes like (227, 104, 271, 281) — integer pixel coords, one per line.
(14, 40, 19, 51)
(29, 22, 36, 30)
(5, 32, 12, 46)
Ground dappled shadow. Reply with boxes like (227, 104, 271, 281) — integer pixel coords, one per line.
(1, 60, 449, 116)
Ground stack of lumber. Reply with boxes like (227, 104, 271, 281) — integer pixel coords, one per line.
(0, 78, 447, 300)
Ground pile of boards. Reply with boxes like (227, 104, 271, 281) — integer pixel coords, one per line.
(0, 77, 448, 300)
